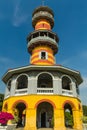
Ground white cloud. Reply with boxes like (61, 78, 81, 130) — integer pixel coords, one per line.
(80, 51, 87, 60)
(12, 0, 29, 27)
(79, 76, 87, 105)
(80, 76, 87, 88)
(0, 57, 12, 64)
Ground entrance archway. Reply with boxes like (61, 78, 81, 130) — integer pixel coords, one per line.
(37, 102, 54, 128)
(14, 102, 26, 128)
(64, 103, 74, 128)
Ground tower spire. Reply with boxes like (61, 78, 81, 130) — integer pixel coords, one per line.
(27, 6, 59, 65)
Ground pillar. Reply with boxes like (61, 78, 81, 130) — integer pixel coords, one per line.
(54, 108, 66, 130)
(54, 78, 62, 95)
(73, 110, 83, 130)
(28, 77, 37, 94)
(10, 78, 16, 96)
(24, 108, 36, 130)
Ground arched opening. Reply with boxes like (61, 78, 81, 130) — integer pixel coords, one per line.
(64, 103, 74, 128)
(7, 79, 11, 92)
(76, 84, 80, 95)
(36, 102, 54, 128)
(13, 102, 26, 128)
(3, 103, 8, 112)
(38, 73, 53, 88)
(62, 76, 71, 90)
(16, 75, 28, 89)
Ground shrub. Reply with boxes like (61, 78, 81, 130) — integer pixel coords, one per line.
(0, 111, 14, 125)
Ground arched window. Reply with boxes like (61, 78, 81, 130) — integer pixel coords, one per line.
(76, 84, 79, 95)
(62, 76, 71, 90)
(16, 75, 28, 89)
(38, 73, 53, 88)
(7, 79, 11, 91)
(64, 103, 74, 128)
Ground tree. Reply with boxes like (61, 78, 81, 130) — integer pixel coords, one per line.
(82, 105, 87, 116)
(65, 111, 74, 128)
(0, 94, 4, 111)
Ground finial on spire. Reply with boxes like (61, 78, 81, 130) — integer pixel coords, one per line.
(42, 0, 45, 6)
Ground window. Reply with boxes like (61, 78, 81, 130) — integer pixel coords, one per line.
(7, 79, 11, 91)
(62, 76, 71, 90)
(38, 73, 53, 88)
(16, 75, 28, 89)
(41, 52, 46, 59)
(40, 51, 48, 60)
(76, 84, 79, 95)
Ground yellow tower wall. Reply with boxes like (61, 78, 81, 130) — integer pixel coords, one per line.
(3, 95, 83, 130)
(35, 20, 51, 30)
(30, 46, 55, 65)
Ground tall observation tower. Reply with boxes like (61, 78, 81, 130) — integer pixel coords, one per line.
(2, 5, 83, 130)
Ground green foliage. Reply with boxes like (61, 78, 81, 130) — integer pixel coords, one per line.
(0, 94, 4, 111)
(82, 116, 87, 123)
(51, 117, 54, 127)
(65, 111, 73, 128)
(82, 105, 87, 116)
(11, 112, 19, 124)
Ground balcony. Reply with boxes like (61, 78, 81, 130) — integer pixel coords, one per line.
(15, 88, 28, 95)
(37, 88, 53, 94)
(5, 93, 10, 98)
(28, 36, 58, 47)
(32, 11, 54, 28)
(62, 89, 73, 96)
(27, 30, 59, 54)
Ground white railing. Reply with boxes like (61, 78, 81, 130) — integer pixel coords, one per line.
(32, 11, 54, 21)
(15, 88, 27, 95)
(62, 89, 73, 96)
(5, 93, 10, 99)
(28, 36, 57, 47)
(37, 88, 53, 94)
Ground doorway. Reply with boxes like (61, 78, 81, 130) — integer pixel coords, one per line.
(14, 102, 26, 128)
(41, 112, 46, 127)
(37, 102, 54, 128)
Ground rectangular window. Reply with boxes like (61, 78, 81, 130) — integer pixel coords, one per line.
(41, 52, 46, 59)
(39, 51, 48, 60)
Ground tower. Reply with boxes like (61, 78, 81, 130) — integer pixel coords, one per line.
(2, 5, 83, 130)
(27, 6, 59, 65)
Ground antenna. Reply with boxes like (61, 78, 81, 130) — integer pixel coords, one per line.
(42, 0, 45, 6)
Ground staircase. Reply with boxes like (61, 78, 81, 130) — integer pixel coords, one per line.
(16, 128, 53, 130)
(16, 128, 24, 130)
(37, 128, 53, 130)
(66, 128, 77, 130)
(16, 127, 77, 130)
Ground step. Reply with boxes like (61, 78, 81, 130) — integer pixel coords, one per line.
(16, 128, 24, 130)
(37, 128, 53, 130)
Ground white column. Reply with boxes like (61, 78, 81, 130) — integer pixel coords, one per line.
(71, 82, 77, 97)
(53, 78, 62, 95)
(10, 78, 16, 96)
(27, 77, 37, 94)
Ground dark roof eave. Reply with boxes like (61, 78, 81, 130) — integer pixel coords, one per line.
(2, 65, 83, 85)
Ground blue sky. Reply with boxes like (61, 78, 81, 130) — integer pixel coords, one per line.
(0, 0, 87, 105)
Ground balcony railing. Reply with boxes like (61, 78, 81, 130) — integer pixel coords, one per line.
(62, 89, 73, 96)
(5, 93, 10, 98)
(28, 36, 58, 48)
(15, 88, 28, 95)
(37, 88, 53, 94)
